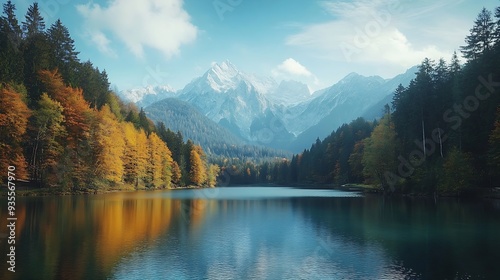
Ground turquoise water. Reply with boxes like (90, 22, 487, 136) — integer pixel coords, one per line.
(1, 186, 499, 279)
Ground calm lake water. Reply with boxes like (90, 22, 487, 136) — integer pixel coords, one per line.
(1, 186, 500, 279)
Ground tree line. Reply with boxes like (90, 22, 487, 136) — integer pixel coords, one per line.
(0, 1, 218, 190)
(220, 7, 500, 195)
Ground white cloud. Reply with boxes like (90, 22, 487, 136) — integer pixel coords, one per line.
(88, 31, 117, 57)
(272, 58, 319, 90)
(286, 0, 459, 68)
(77, 0, 198, 59)
(274, 58, 313, 77)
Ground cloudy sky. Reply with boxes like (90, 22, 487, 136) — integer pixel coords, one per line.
(13, 0, 498, 92)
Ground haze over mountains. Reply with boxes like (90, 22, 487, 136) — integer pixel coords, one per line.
(119, 61, 417, 153)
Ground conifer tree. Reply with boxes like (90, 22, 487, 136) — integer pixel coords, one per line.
(47, 19, 79, 84)
(461, 8, 495, 60)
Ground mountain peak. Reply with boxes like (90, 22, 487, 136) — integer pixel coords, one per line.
(210, 60, 239, 77)
(339, 72, 385, 85)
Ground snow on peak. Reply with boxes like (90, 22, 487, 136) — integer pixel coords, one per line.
(118, 85, 177, 105)
(204, 60, 241, 92)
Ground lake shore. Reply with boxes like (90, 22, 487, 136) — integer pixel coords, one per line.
(3, 181, 500, 199)
(0, 182, 211, 197)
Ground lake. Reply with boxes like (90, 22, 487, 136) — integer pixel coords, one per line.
(1, 186, 500, 279)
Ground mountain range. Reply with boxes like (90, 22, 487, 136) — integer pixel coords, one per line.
(119, 61, 417, 153)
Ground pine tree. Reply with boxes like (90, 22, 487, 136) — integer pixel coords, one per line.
(0, 1, 24, 83)
(461, 8, 495, 60)
(47, 19, 79, 84)
(22, 3, 50, 104)
(2, 1, 22, 46)
(22, 2, 45, 38)
(489, 107, 500, 173)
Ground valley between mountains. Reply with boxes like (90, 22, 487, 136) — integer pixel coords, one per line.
(119, 60, 417, 154)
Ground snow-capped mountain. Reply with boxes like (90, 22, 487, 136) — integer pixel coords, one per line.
(177, 60, 278, 140)
(266, 80, 312, 106)
(283, 72, 387, 136)
(119, 85, 178, 108)
(120, 60, 418, 152)
(287, 67, 418, 151)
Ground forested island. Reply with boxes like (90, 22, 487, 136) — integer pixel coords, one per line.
(1, 2, 499, 196)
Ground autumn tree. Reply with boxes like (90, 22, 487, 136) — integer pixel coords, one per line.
(438, 147, 474, 194)
(189, 146, 207, 186)
(147, 132, 173, 188)
(38, 70, 92, 188)
(94, 104, 125, 183)
(362, 115, 399, 192)
(207, 164, 220, 187)
(0, 84, 31, 180)
(171, 161, 182, 186)
(29, 93, 65, 185)
(122, 122, 138, 185)
(135, 128, 149, 188)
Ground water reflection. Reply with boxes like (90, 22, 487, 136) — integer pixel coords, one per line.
(1, 188, 499, 279)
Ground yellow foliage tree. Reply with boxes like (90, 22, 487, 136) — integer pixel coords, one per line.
(38, 70, 92, 188)
(171, 160, 182, 186)
(95, 104, 125, 183)
(189, 146, 207, 186)
(147, 132, 173, 188)
(122, 122, 138, 184)
(136, 129, 149, 188)
(207, 164, 220, 187)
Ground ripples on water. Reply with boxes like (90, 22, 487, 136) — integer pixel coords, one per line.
(1, 186, 499, 279)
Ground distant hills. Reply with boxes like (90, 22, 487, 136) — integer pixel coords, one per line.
(119, 61, 417, 153)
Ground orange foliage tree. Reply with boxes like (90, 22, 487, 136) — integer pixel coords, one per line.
(0, 84, 31, 179)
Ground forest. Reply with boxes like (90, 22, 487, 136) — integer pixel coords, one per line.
(0, 2, 219, 191)
(220, 7, 500, 195)
(1, 2, 500, 196)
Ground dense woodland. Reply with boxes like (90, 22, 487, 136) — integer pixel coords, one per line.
(1, 2, 499, 195)
(221, 7, 500, 195)
(0, 1, 219, 190)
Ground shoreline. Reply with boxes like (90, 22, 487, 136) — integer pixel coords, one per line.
(2, 182, 500, 199)
(0, 183, 212, 197)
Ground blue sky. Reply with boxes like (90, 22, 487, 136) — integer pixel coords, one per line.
(12, 0, 499, 92)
